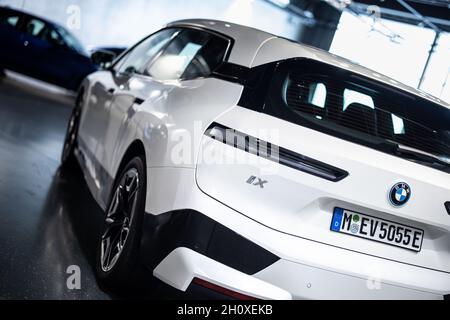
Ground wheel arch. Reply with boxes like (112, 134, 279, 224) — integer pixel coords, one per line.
(114, 139, 147, 182)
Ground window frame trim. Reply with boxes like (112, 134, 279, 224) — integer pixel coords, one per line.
(113, 27, 181, 76)
(110, 25, 234, 82)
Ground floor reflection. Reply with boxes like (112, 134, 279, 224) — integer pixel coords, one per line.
(32, 167, 110, 299)
(0, 77, 111, 299)
(0, 75, 168, 299)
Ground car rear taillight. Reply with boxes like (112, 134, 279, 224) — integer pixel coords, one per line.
(192, 278, 258, 300)
(205, 122, 349, 182)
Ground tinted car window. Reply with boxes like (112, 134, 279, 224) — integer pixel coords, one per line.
(263, 59, 450, 173)
(0, 10, 21, 28)
(182, 31, 229, 79)
(146, 29, 229, 80)
(24, 18, 46, 38)
(43, 28, 65, 47)
(116, 28, 179, 75)
(343, 89, 374, 110)
(57, 26, 84, 53)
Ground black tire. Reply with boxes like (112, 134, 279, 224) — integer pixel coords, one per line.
(61, 90, 83, 169)
(95, 156, 147, 289)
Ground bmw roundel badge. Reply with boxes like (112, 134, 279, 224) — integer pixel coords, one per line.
(389, 182, 411, 207)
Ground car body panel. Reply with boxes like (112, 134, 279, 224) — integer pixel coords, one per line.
(146, 166, 450, 298)
(195, 106, 450, 273)
(78, 72, 243, 209)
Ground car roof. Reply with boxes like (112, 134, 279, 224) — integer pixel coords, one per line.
(169, 19, 449, 109)
(1, 6, 60, 29)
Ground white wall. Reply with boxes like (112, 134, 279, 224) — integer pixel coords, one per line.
(419, 32, 450, 104)
(0, 0, 302, 49)
(330, 12, 435, 88)
(330, 11, 450, 103)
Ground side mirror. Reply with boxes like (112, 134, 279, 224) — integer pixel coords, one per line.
(91, 50, 117, 69)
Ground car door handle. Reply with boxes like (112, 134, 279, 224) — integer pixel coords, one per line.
(134, 97, 144, 105)
(107, 88, 115, 94)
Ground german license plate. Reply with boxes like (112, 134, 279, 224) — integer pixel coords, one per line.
(330, 207, 424, 252)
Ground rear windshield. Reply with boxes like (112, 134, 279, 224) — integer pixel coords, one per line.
(264, 59, 450, 173)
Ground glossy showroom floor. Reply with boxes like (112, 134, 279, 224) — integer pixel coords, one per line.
(0, 75, 170, 299)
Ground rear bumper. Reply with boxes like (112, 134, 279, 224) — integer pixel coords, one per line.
(143, 209, 447, 300)
(154, 247, 291, 300)
(142, 167, 450, 300)
(154, 247, 446, 300)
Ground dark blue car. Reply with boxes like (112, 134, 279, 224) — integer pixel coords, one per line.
(0, 6, 122, 91)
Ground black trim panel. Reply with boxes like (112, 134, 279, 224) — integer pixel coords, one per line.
(212, 62, 250, 85)
(445, 201, 450, 216)
(134, 97, 144, 105)
(204, 122, 349, 182)
(76, 137, 114, 208)
(140, 209, 280, 275)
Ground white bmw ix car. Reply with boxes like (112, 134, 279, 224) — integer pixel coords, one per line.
(61, 19, 450, 300)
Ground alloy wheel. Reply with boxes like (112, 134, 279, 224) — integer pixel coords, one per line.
(100, 168, 140, 272)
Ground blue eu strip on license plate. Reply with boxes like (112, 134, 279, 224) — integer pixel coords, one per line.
(330, 207, 424, 252)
